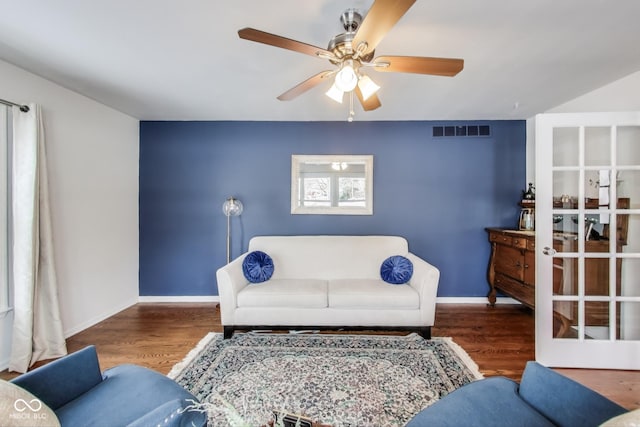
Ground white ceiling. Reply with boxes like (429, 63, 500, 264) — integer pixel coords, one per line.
(1, 0, 639, 121)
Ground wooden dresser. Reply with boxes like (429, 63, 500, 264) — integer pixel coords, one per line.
(486, 228, 536, 308)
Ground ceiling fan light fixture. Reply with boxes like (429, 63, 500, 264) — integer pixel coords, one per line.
(357, 75, 380, 101)
(334, 62, 358, 92)
(325, 83, 344, 103)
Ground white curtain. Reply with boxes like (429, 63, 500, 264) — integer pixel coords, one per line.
(9, 104, 66, 373)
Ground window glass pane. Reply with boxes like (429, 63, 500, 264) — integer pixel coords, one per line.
(302, 177, 330, 206)
(339, 177, 365, 207)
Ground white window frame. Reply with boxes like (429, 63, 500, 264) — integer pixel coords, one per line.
(291, 154, 373, 215)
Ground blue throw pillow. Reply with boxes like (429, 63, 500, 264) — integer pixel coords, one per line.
(380, 255, 413, 284)
(242, 251, 274, 283)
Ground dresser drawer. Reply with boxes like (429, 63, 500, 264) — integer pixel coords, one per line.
(489, 232, 512, 246)
(527, 239, 536, 251)
(495, 273, 535, 308)
(512, 237, 528, 249)
(494, 244, 524, 281)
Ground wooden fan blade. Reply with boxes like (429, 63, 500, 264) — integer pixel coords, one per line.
(277, 71, 334, 101)
(238, 28, 334, 59)
(355, 87, 382, 111)
(373, 55, 464, 76)
(352, 0, 416, 54)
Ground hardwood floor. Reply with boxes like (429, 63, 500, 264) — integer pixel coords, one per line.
(2, 302, 638, 410)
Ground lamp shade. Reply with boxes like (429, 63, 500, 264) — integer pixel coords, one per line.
(357, 75, 380, 101)
(325, 83, 344, 103)
(222, 197, 243, 217)
(335, 64, 358, 92)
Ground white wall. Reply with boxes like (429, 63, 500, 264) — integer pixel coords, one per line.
(526, 70, 640, 183)
(0, 59, 139, 369)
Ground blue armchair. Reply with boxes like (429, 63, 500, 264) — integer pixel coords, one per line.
(406, 361, 628, 427)
(10, 345, 207, 427)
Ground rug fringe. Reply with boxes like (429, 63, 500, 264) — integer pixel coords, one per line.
(167, 331, 218, 379)
(439, 337, 484, 380)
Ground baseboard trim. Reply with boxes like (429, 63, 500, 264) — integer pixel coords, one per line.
(64, 298, 138, 338)
(137, 296, 514, 304)
(138, 296, 220, 303)
(436, 297, 521, 305)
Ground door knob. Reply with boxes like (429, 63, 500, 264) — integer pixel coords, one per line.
(542, 246, 557, 256)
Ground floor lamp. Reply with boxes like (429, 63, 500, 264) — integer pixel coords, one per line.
(222, 197, 243, 263)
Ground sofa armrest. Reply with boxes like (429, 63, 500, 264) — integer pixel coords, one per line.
(406, 252, 440, 325)
(519, 361, 628, 427)
(216, 253, 250, 325)
(10, 346, 103, 411)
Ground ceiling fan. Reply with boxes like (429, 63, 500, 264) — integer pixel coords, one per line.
(238, 0, 464, 120)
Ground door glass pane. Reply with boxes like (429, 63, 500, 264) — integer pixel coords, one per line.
(620, 258, 640, 297)
(553, 230, 578, 254)
(553, 301, 577, 338)
(585, 127, 611, 166)
(553, 171, 579, 206)
(553, 127, 579, 167)
(553, 257, 576, 296)
(616, 126, 640, 167)
(584, 258, 610, 296)
(585, 301, 609, 340)
(622, 214, 640, 252)
(617, 170, 640, 201)
(618, 302, 640, 340)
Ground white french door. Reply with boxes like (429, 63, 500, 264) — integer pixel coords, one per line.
(535, 112, 640, 369)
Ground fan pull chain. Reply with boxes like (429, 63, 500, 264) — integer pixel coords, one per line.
(348, 91, 355, 122)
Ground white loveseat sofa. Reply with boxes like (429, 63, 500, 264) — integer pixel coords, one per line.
(216, 235, 440, 339)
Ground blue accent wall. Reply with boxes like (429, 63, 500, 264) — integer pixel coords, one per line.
(139, 120, 525, 297)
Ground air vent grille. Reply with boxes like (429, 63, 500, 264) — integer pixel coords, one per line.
(432, 125, 491, 138)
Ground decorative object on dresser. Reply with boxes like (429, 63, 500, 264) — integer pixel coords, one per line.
(486, 228, 536, 308)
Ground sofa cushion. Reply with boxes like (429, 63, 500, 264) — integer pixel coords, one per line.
(247, 235, 409, 280)
(405, 377, 555, 427)
(328, 279, 420, 309)
(237, 279, 328, 308)
(242, 250, 274, 283)
(380, 255, 413, 284)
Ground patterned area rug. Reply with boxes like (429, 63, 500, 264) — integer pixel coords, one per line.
(169, 332, 482, 427)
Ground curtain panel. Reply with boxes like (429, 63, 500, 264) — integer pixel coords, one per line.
(9, 104, 66, 373)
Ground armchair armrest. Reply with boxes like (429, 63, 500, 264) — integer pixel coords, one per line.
(519, 361, 627, 427)
(406, 252, 440, 325)
(11, 346, 103, 410)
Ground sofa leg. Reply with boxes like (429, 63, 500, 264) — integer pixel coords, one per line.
(223, 326, 234, 339)
(419, 327, 431, 340)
